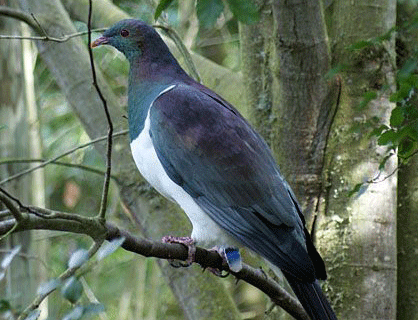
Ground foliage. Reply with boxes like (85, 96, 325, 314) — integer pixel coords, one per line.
(0, 0, 414, 318)
(155, 0, 260, 27)
(363, 13, 418, 161)
(334, 11, 418, 195)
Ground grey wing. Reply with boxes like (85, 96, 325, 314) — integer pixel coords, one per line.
(149, 84, 317, 281)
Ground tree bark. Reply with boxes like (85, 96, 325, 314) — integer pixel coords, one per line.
(319, 1, 397, 318)
(241, 0, 398, 318)
(241, 0, 339, 224)
(0, 4, 37, 311)
(240, 1, 338, 317)
(396, 1, 418, 318)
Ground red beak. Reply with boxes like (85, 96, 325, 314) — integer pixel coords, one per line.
(90, 36, 109, 48)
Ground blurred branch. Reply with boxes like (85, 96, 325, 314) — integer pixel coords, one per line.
(0, 188, 23, 222)
(0, 130, 127, 186)
(17, 239, 105, 320)
(0, 249, 50, 270)
(0, 5, 106, 41)
(0, 5, 42, 33)
(0, 158, 119, 180)
(0, 28, 106, 42)
(155, 24, 201, 82)
(0, 199, 309, 320)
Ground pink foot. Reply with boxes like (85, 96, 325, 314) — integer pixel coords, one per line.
(162, 236, 196, 267)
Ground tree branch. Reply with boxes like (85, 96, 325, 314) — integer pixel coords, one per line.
(0, 189, 23, 222)
(87, 0, 113, 222)
(0, 130, 127, 186)
(0, 158, 118, 180)
(0, 5, 106, 42)
(17, 239, 105, 320)
(0, 5, 42, 33)
(0, 28, 106, 42)
(0, 202, 309, 320)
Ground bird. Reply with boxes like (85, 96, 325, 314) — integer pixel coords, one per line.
(91, 19, 337, 320)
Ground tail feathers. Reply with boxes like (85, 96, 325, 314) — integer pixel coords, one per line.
(285, 275, 337, 320)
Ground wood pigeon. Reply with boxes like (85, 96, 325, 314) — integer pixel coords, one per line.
(92, 19, 337, 320)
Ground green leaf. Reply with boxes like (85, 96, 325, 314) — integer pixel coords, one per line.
(0, 299, 12, 312)
(61, 277, 83, 304)
(369, 124, 389, 138)
(196, 0, 225, 29)
(378, 153, 394, 171)
(398, 138, 415, 158)
(68, 249, 89, 268)
(348, 183, 365, 197)
(1, 245, 21, 269)
(154, 0, 174, 21)
(97, 237, 125, 261)
(62, 306, 84, 320)
(377, 129, 397, 146)
(390, 106, 405, 127)
(37, 278, 62, 296)
(390, 82, 415, 102)
(24, 310, 41, 320)
(226, 0, 260, 24)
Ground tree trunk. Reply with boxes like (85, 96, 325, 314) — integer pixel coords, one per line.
(396, 1, 418, 318)
(0, 4, 37, 312)
(240, 1, 340, 319)
(319, 1, 397, 318)
(241, 0, 339, 224)
(17, 0, 242, 318)
(241, 0, 397, 319)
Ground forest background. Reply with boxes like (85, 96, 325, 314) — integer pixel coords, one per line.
(0, 0, 417, 319)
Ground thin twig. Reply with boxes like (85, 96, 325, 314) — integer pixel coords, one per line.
(0, 188, 23, 221)
(154, 24, 201, 82)
(0, 187, 47, 218)
(0, 130, 127, 186)
(0, 6, 42, 33)
(0, 5, 106, 42)
(0, 249, 50, 271)
(0, 158, 118, 180)
(24, 206, 90, 224)
(17, 239, 105, 320)
(30, 13, 48, 37)
(0, 28, 106, 42)
(0, 191, 21, 240)
(87, 0, 114, 222)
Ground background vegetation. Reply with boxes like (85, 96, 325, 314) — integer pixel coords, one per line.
(0, 0, 417, 319)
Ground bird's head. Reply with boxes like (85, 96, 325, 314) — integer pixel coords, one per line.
(91, 19, 167, 62)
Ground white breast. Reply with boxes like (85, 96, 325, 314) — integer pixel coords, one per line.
(129, 86, 238, 248)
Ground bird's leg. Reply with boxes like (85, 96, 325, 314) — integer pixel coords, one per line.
(162, 236, 196, 267)
(206, 246, 242, 276)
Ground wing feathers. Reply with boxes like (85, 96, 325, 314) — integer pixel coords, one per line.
(149, 84, 324, 281)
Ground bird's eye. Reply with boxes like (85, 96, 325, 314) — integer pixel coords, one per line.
(120, 29, 129, 37)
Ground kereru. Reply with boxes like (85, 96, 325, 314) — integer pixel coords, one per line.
(92, 19, 337, 320)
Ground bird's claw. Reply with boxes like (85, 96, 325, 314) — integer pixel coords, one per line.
(162, 236, 196, 267)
